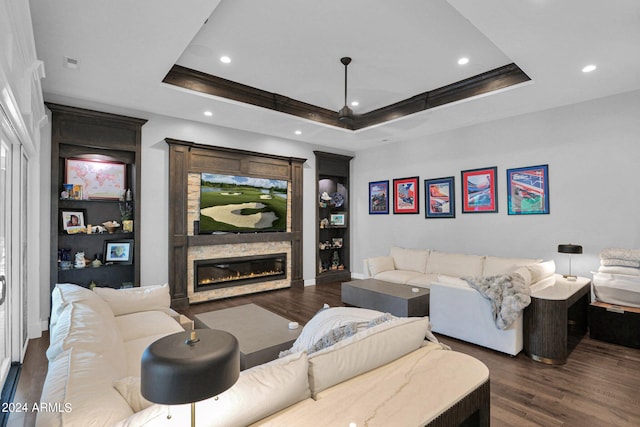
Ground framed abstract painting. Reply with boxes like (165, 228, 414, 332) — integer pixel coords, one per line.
(507, 164, 549, 215)
(424, 176, 455, 218)
(393, 176, 419, 214)
(461, 167, 498, 213)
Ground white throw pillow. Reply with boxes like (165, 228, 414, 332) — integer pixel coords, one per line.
(390, 246, 429, 273)
(284, 307, 389, 355)
(114, 351, 310, 427)
(367, 256, 395, 276)
(307, 316, 430, 396)
(94, 284, 170, 316)
(527, 260, 556, 283)
(51, 283, 111, 328)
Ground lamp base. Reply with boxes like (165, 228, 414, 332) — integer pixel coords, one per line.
(563, 274, 577, 281)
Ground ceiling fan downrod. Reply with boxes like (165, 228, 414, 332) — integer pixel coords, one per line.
(338, 56, 353, 123)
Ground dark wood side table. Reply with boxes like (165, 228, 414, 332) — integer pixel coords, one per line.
(524, 275, 591, 364)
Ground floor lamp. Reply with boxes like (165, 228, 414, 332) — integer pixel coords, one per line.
(558, 243, 583, 281)
(141, 328, 240, 427)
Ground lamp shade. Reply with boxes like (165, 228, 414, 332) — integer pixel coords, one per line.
(558, 244, 583, 254)
(141, 329, 240, 405)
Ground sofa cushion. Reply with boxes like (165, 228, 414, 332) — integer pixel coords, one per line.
(390, 246, 429, 273)
(124, 332, 183, 378)
(114, 351, 311, 427)
(367, 256, 395, 276)
(482, 256, 541, 277)
(50, 283, 113, 329)
(46, 300, 126, 378)
(37, 349, 135, 427)
(426, 251, 484, 277)
(113, 376, 153, 412)
(94, 284, 170, 316)
(374, 269, 425, 285)
(307, 316, 430, 397)
(115, 311, 184, 342)
(407, 273, 440, 288)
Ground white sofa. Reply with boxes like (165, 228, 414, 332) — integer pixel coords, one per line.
(39, 284, 490, 427)
(363, 246, 556, 355)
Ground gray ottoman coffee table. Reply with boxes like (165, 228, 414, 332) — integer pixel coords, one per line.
(195, 304, 301, 370)
(341, 278, 430, 317)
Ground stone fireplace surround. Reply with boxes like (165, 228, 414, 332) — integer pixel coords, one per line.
(166, 139, 306, 307)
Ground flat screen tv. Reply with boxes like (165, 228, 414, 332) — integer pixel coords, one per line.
(199, 173, 288, 233)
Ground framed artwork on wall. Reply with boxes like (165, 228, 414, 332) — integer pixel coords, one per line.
(507, 164, 549, 215)
(424, 177, 455, 218)
(65, 158, 126, 200)
(393, 176, 419, 214)
(461, 167, 498, 213)
(368, 180, 389, 214)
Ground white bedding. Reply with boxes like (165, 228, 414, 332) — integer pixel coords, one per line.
(592, 272, 640, 308)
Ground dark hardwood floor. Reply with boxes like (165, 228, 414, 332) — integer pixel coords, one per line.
(9, 282, 640, 426)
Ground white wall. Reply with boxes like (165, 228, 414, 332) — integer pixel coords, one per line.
(138, 115, 352, 287)
(351, 90, 640, 280)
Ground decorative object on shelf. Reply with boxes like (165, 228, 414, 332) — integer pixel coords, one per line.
(558, 244, 583, 280)
(331, 251, 341, 269)
(104, 239, 134, 264)
(89, 280, 97, 289)
(74, 251, 86, 269)
(461, 167, 498, 213)
(319, 218, 329, 229)
(59, 248, 72, 270)
(330, 192, 344, 207)
(393, 176, 420, 214)
(329, 213, 346, 226)
(119, 201, 133, 221)
(319, 191, 332, 207)
(102, 220, 120, 234)
(332, 237, 343, 248)
(85, 224, 92, 234)
(141, 329, 240, 427)
(122, 220, 133, 233)
(60, 209, 87, 234)
(65, 158, 126, 200)
(369, 180, 389, 214)
(507, 164, 549, 215)
(125, 188, 132, 201)
(425, 176, 455, 219)
(91, 257, 102, 268)
(61, 183, 73, 200)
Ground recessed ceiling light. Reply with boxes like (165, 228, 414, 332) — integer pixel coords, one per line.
(294, 130, 302, 135)
(203, 111, 213, 117)
(220, 56, 231, 64)
(350, 101, 359, 107)
(458, 57, 469, 65)
(582, 64, 597, 73)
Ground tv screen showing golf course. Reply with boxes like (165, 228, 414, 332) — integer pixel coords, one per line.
(199, 173, 288, 233)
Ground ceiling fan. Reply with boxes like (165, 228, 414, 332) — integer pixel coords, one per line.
(337, 57, 354, 124)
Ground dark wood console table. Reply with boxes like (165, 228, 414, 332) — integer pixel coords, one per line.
(524, 275, 591, 365)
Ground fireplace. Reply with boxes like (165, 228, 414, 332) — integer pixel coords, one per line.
(194, 253, 287, 292)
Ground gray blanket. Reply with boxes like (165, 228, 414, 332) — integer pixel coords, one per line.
(462, 273, 531, 330)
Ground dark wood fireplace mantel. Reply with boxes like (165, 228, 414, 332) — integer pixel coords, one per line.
(166, 139, 306, 308)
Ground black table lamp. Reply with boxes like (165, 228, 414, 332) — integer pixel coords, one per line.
(557, 244, 583, 281)
(141, 329, 240, 427)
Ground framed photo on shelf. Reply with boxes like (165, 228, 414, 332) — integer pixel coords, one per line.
(424, 177, 455, 218)
(104, 239, 134, 264)
(368, 180, 389, 214)
(393, 176, 419, 214)
(329, 213, 346, 226)
(65, 158, 126, 200)
(461, 167, 498, 213)
(60, 209, 86, 233)
(507, 164, 549, 215)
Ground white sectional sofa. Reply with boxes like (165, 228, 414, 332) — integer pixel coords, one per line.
(39, 284, 491, 426)
(363, 246, 556, 355)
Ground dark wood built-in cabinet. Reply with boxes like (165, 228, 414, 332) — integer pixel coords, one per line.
(315, 151, 353, 285)
(48, 103, 146, 290)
